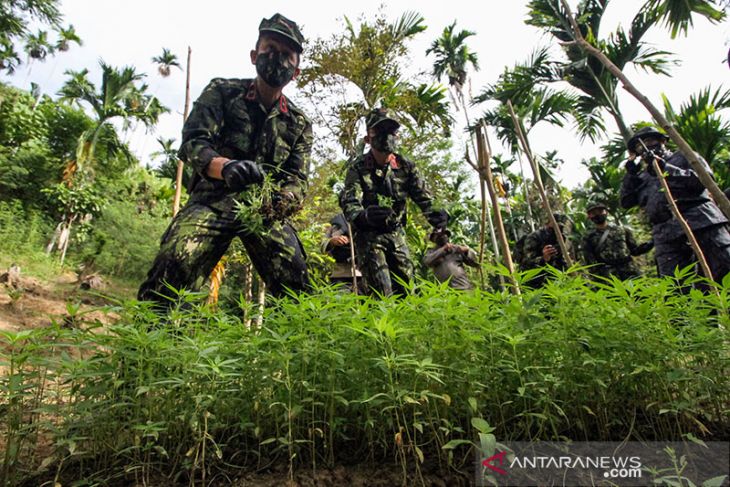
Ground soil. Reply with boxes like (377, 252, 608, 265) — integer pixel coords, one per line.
(0, 271, 116, 334)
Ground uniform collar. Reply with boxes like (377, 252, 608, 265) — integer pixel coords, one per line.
(364, 150, 399, 170)
(245, 80, 290, 116)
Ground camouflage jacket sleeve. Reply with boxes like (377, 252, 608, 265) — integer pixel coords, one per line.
(521, 233, 546, 269)
(178, 78, 225, 180)
(341, 163, 365, 222)
(277, 118, 312, 204)
(404, 160, 435, 215)
(582, 234, 598, 264)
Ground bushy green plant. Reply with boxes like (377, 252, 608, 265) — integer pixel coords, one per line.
(1, 272, 728, 485)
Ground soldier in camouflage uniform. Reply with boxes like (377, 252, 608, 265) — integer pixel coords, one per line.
(620, 126, 730, 283)
(138, 13, 312, 305)
(340, 109, 448, 296)
(519, 213, 574, 288)
(581, 200, 653, 280)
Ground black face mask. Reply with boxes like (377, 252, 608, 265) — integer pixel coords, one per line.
(590, 214, 607, 225)
(640, 144, 664, 164)
(371, 132, 398, 154)
(255, 50, 296, 88)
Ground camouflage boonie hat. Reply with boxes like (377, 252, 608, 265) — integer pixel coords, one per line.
(365, 108, 400, 133)
(259, 13, 304, 53)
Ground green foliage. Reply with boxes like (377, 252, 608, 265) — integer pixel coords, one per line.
(1, 276, 728, 484)
(298, 9, 451, 155)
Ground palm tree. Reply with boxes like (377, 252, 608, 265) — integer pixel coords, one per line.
(298, 11, 451, 156)
(426, 21, 500, 263)
(55, 24, 82, 52)
(48, 61, 169, 260)
(58, 61, 167, 178)
(152, 48, 181, 77)
(25, 30, 53, 61)
(525, 0, 724, 143)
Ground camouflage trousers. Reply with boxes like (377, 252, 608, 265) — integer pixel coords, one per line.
(138, 202, 308, 305)
(655, 224, 730, 283)
(355, 228, 413, 297)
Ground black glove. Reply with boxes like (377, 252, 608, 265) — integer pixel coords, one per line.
(427, 209, 449, 229)
(221, 159, 264, 192)
(625, 158, 641, 175)
(354, 206, 396, 230)
(271, 191, 299, 218)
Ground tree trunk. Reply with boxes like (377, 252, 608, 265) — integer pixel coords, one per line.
(173, 47, 193, 216)
(516, 154, 536, 232)
(476, 123, 520, 295)
(507, 100, 573, 267)
(559, 0, 730, 222)
(255, 278, 266, 328)
(460, 90, 500, 265)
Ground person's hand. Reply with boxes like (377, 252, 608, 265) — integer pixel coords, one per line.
(330, 235, 349, 247)
(542, 245, 558, 262)
(272, 191, 298, 217)
(458, 245, 470, 254)
(221, 159, 264, 191)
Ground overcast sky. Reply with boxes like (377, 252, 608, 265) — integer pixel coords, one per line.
(4, 0, 729, 188)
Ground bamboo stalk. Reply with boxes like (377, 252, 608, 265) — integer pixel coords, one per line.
(558, 0, 730, 221)
(346, 221, 358, 295)
(173, 46, 192, 216)
(477, 123, 521, 295)
(635, 139, 717, 293)
(506, 100, 573, 267)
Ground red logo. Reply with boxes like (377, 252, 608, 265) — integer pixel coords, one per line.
(482, 451, 508, 475)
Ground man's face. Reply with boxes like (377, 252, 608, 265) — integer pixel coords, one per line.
(633, 136, 664, 156)
(587, 208, 608, 224)
(366, 127, 399, 155)
(250, 34, 301, 85)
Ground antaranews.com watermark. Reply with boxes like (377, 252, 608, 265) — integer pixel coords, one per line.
(475, 441, 729, 486)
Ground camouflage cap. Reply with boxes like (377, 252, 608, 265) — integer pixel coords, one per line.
(365, 108, 401, 133)
(586, 199, 608, 212)
(259, 13, 304, 53)
(627, 126, 669, 152)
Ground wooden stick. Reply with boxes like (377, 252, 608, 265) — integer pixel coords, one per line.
(173, 46, 192, 216)
(506, 100, 574, 267)
(346, 222, 358, 295)
(636, 139, 717, 292)
(558, 0, 730, 221)
(477, 123, 521, 295)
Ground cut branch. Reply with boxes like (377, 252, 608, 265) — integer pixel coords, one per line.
(558, 0, 730, 221)
(507, 99, 573, 267)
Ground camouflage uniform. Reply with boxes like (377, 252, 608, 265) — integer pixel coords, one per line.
(620, 130, 730, 282)
(519, 216, 574, 288)
(139, 18, 313, 304)
(582, 224, 652, 280)
(341, 151, 441, 296)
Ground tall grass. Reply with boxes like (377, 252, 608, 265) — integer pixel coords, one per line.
(1, 273, 728, 485)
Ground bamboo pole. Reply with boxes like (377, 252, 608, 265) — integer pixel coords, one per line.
(558, 0, 730, 221)
(476, 123, 521, 295)
(506, 99, 573, 267)
(635, 139, 717, 292)
(173, 46, 192, 216)
(346, 222, 359, 295)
